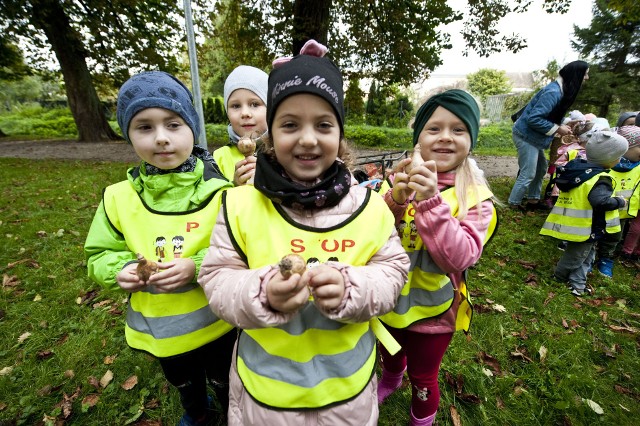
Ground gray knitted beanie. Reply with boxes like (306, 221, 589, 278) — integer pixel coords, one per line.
(116, 71, 199, 144)
(586, 130, 629, 166)
(223, 65, 269, 111)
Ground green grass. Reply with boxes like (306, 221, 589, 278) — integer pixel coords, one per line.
(1, 160, 638, 425)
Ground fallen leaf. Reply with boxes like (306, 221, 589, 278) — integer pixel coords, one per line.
(82, 394, 100, 411)
(619, 404, 630, 412)
(33, 294, 42, 302)
(37, 385, 52, 396)
(539, 345, 548, 363)
(599, 310, 608, 322)
(0, 366, 13, 376)
(36, 350, 54, 360)
(55, 229, 65, 237)
(2, 274, 20, 288)
(88, 376, 100, 389)
(121, 375, 138, 390)
(608, 324, 639, 334)
(582, 398, 604, 414)
(493, 304, 506, 313)
(64, 370, 74, 379)
(482, 367, 493, 377)
(6, 258, 40, 269)
(100, 370, 113, 388)
(450, 405, 462, 426)
(496, 396, 505, 409)
(36, 230, 47, 237)
(18, 332, 31, 343)
(516, 259, 537, 269)
(543, 292, 555, 306)
(104, 355, 117, 365)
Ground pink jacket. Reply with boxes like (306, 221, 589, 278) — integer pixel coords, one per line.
(383, 172, 494, 334)
(199, 184, 409, 425)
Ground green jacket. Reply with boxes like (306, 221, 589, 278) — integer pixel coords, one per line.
(84, 159, 232, 291)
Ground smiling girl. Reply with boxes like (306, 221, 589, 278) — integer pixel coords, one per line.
(378, 90, 498, 426)
(198, 42, 409, 425)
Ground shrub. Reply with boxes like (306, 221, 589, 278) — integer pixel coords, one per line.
(345, 125, 412, 149)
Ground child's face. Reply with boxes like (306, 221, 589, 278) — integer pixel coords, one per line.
(227, 89, 267, 137)
(624, 145, 640, 163)
(416, 106, 471, 173)
(621, 117, 636, 127)
(128, 108, 194, 169)
(271, 93, 340, 183)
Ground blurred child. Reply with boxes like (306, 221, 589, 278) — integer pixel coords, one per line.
(616, 111, 637, 128)
(198, 41, 410, 425)
(540, 130, 628, 296)
(611, 125, 640, 267)
(213, 65, 268, 185)
(378, 89, 497, 426)
(84, 71, 235, 425)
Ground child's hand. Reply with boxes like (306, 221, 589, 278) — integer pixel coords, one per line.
(408, 160, 438, 201)
(116, 263, 148, 293)
(391, 158, 413, 204)
(618, 196, 627, 208)
(267, 270, 310, 313)
(234, 156, 256, 186)
(146, 258, 196, 293)
(303, 265, 345, 311)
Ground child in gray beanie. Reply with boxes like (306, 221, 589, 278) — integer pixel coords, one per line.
(214, 65, 268, 185)
(86, 70, 235, 425)
(541, 130, 628, 296)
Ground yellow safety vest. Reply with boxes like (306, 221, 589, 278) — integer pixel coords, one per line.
(213, 145, 245, 182)
(103, 181, 232, 357)
(380, 186, 496, 332)
(608, 167, 640, 219)
(223, 185, 394, 409)
(540, 173, 621, 241)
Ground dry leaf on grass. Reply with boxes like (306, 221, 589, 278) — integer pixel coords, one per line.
(104, 355, 117, 365)
(582, 398, 604, 414)
(82, 394, 100, 410)
(539, 345, 548, 363)
(449, 405, 462, 426)
(121, 375, 138, 390)
(17, 332, 31, 343)
(3, 274, 20, 288)
(99, 370, 113, 388)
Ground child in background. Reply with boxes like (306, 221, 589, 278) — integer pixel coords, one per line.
(198, 42, 410, 425)
(378, 89, 497, 426)
(84, 71, 236, 426)
(612, 125, 640, 267)
(616, 111, 637, 128)
(540, 130, 628, 296)
(213, 65, 268, 185)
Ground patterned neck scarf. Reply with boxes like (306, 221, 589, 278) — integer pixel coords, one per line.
(253, 152, 352, 210)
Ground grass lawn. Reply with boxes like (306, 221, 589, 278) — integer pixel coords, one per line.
(1, 159, 638, 425)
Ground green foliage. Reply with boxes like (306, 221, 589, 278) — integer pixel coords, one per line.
(476, 123, 514, 154)
(345, 125, 411, 149)
(203, 97, 226, 124)
(0, 106, 77, 137)
(0, 36, 29, 80)
(467, 68, 512, 103)
(345, 77, 365, 124)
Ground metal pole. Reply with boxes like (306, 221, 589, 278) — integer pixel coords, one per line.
(183, 0, 207, 148)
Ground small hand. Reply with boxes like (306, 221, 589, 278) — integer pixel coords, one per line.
(408, 160, 438, 201)
(146, 258, 196, 293)
(556, 125, 572, 137)
(303, 264, 345, 312)
(391, 158, 413, 204)
(116, 263, 148, 293)
(267, 270, 310, 313)
(234, 156, 257, 186)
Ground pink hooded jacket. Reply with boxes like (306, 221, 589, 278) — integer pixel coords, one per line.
(383, 171, 494, 334)
(199, 184, 409, 425)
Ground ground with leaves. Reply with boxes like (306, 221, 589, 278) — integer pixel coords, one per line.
(1, 159, 638, 425)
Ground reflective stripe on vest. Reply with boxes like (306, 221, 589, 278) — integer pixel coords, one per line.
(381, 185, 496, 330)
(103, 181, 232, 357)
(223, 185, 393, 409)
(609, 168, 640, 219)
(540, 173, 621, 242)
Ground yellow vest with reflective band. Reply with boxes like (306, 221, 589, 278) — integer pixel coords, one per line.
(103, 181, 232, 357)
(223, 185, 394, 409)
(380, 186, 496, 331)
(213, 145, 245, 182)
(540, 173, 621, 241)
(608, 167, 640, 219)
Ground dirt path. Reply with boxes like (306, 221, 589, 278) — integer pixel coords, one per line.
(0, 139, 519, 178)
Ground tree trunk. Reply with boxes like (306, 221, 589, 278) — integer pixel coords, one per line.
(30, 0, 120, 142)
(291, 0, 331, 55)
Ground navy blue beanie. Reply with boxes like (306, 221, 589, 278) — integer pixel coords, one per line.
(116, 71, 200, 144)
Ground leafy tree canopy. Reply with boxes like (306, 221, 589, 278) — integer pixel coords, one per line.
(466, 68, 512, 103)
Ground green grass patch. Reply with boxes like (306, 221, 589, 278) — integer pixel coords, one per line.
(2, 160, 637, 425)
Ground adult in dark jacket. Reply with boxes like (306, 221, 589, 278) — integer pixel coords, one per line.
(508, 60, 589, 210)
